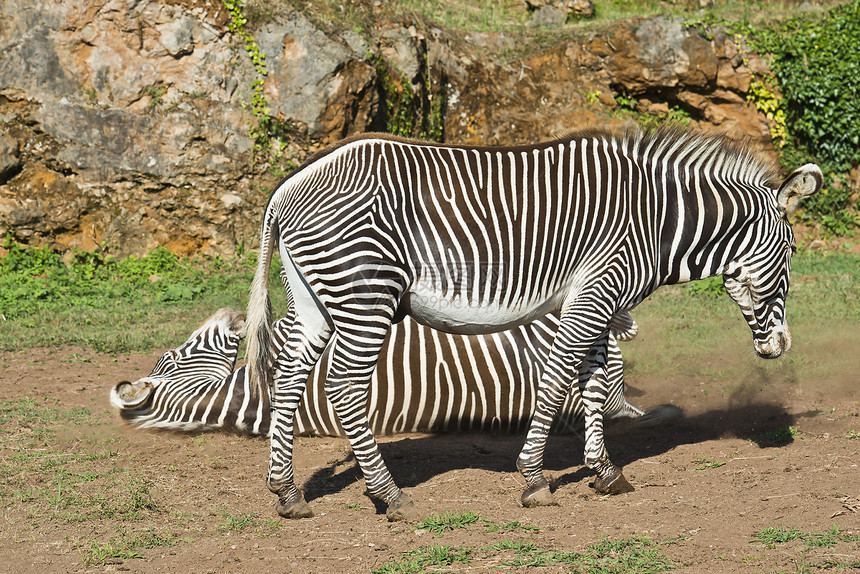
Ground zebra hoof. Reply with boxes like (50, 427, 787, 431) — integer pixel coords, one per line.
(594, 470, 634, 495)
(276, 494, 314, 519)
(521, 478, 557, 508)
(386, 492, 419, 522)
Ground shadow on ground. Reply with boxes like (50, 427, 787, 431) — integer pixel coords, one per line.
(301, 399, 802, 505)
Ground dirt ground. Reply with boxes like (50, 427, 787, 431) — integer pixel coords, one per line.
(1, 342, 858, 574)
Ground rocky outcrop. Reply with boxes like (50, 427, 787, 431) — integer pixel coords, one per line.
(443, 18, 769, 147)
(0, 0, 777, 258)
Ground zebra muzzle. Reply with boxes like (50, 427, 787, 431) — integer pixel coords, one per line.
(110, 379, 155, 410)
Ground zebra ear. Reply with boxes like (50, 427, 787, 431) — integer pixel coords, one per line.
(777, 164, 822, 215)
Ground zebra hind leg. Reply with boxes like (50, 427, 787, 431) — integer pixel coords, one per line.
(516, 345, 580, 507)
(324, 328, 419, 522)
(268, 323, 331, 519)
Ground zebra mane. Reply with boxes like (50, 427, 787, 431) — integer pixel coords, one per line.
(274, 125, 779, 198)
(553, 124, 780, 188)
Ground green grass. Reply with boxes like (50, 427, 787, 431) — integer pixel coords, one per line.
(374, 535, 674, 574)
(217, 512, 282, 535)
(0, 398, 160, 523)
(82, 528, 177, 566)
(752, 525, 860, 549)
(384, 513, 672, 573)
(484, 519, 541, 533)
(693, 457, 726, 470)
(372, 542, 473, 573)
(749, 426, 799, 448)
(0, 239, 287, 353)
(623, 251, 860, 386)
(417, 509, 482, 535)
(486, 534, 674, 571)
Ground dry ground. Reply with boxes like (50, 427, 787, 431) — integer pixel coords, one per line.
(0, 340, 858, 573)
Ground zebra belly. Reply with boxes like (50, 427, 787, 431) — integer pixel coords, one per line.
(403, 285, 561, 335)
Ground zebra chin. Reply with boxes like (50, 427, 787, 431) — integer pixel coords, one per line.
(110, 378, 156, 411)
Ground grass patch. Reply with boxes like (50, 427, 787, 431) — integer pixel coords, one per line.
(486, 534, 674, 571)
(81, 527, 177, 566)
(375, 529, 674, 573)
(372, 542, 472, 574)
(749, 426, 799, 448)
(0, 398, 160, 523)
(693, 457, 726, 470)
(0, 239, 287, 353)
(752, 525, 860, 549)
(217, 512, 283, 536)
(484, 519, 541, 533)
(417, 509, 482, 535)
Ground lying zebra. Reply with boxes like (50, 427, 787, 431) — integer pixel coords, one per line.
(111, 308, 677, 438)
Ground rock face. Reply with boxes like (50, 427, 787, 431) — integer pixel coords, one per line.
(0, 0, 777, 258)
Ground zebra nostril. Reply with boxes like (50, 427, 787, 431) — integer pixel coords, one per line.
(777, 331, 786, 351)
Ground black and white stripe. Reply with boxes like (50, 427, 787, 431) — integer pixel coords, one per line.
(245, 126, 821, 519)
(111, 309, 671, 437)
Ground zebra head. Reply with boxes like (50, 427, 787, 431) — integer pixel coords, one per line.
(110, 308, 247, 412)
(723, 164, 822, 359)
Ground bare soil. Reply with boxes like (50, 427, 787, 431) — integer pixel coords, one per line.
(1, 344, 858, 574)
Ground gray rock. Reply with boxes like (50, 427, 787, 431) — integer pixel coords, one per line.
(379, 26, 423, 83)
(530, 5, 567, 26)
(0, 26, 77, 103)
(157, 15, 196, 57)
(258, 10, 377, 140)
(0, 134, 21, 184)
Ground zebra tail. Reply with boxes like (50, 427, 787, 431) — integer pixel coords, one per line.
(246, 214, 277, 400)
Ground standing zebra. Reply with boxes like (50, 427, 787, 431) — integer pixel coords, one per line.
(246, 126, 821, 521)
(112, 308, 673, 437)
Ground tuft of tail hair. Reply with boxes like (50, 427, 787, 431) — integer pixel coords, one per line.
(245, 216, 277, 400)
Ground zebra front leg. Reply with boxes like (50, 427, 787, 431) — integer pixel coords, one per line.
(516, 353, 576, 507)
(268, 325, 331, 519)
(579, 339, 634, 495)
(324, 329, 419, 522)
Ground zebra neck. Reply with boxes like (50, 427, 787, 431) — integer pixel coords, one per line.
(656, 180, 765, 287)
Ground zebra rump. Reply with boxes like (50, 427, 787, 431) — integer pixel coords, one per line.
(110, 308, 679, 437)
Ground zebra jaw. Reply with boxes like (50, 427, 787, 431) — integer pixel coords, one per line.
(110, 378, 156, 410)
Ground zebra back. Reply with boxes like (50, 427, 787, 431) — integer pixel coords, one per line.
(112, 310, 657, 437)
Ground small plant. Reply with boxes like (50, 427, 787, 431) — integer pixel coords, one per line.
(584, 89, 601, 105)
(484, 519, 541, 533)
(746, 80, 787, 149)
(82, 528, 176, 566)
(694, 457, 726, 470)
(218, 513, 258, 532)
(847, 429, 860, 440)
(614, 92, 638, 111)
(750, 426, 799, 447)
(145, 84, 169, 108)
(752, 526, 804, 548)
(417, 510, 481, 535)
(221, 0, 290, 155)
(804, 525, 860, 548)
